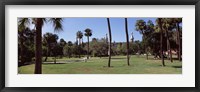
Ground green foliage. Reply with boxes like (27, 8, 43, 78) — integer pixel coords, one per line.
(43, 32, 59, 57)
(63, 41, 73, 58)
(18, 28, 35, 64)
(90, 38, 108, 57)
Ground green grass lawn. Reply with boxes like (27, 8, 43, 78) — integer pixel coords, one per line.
(18, 55, 182, 74)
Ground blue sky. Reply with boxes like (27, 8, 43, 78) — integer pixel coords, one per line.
(41, 18, 156, 43)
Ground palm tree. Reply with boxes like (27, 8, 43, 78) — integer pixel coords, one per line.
(84, 28, 92, 59)
(18, 18, 30, 65)
(20, 18, 63, 74)
(43, 32, 59, 62)
(76, 31, 83, 45)
(125, 18, 130, 66)
(59, 38, 67, 58)
(76, 31, 83, 58)
(162, 18, 173, 62)
(172, 18, 182, 61)
(135, 20, 150, 60)
(157, 18, 165, 66)
(67, 41, 73, 58)
(107, 18, 112, 67)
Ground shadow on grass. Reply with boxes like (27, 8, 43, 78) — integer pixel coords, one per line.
(172, 66, 182, 68)
(102, 64, 134, 68)
(18, 62, 34, 67)
(101, 57, 126, 59)
(157, 65, 182, 69)
(42, 62, 66, 65)
(111, 58, 126, 59)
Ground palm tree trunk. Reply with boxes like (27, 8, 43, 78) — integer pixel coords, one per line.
(87, 37, 89, 59)
(143, 35, 148, 60)
(79, 38, 81, 58)
(76, 37, 78, 45)
(81, 38, 83, 47)
(158, 19, 165, 66)
(166, 38, 169, 59)
(146, 47, 148, 60)
(176, 23, 181, 61)
(125, 18, 130, 66)
(166, 29, 173, 62)
(20, 32, 25, 65)
(107, 18, 112, 67)
(34, 18, 42, 74)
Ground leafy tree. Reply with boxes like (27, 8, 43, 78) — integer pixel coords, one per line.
(63, 41, 73, 58)
(59, 38, 67, 58)
(18, 18, 30, 65)
(18, 27, 35, 66)
(43, 32, 59, 61)
(135, 20, 149, 59)
(51, 43, 62, 64)
(90, 38, 108, 58)
(116, 42, 123, 55)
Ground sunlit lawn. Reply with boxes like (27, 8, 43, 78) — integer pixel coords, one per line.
(18, 55, 182, 74)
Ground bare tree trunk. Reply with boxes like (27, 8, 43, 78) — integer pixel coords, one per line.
(146, 48, 148, 60)
(166, 29, 173, 62)
(20, 32, 25, 65)
(158, 18, 165, 67)
(167, 39, 170, 60)
(176, 23, 181, 61)
(79, 38, 81, 58)
(107, 18, 112, 67)
(34, 18, 42, 74)
(87, 37, 89, 59)
(125, 18, 130, 66)
(81, 38, 83, 47)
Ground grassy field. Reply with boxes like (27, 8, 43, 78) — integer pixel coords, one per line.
(18, 55, 182, 74)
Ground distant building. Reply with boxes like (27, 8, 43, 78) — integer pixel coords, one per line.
(130, 32, 134, 43)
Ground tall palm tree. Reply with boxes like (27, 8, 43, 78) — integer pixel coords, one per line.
(157, 18, 165, 66)
(162, 18, 173, 62)
(25, 18, 63, 74)
(107, 18, 112, 67)
(76, 31, 83, 58)
(125, 18, 130, 66)
(84, 28, 92, 59)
